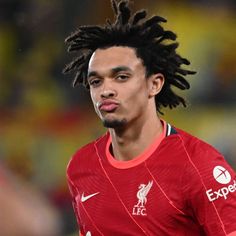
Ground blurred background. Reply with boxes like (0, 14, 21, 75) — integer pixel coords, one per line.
(0, 0, 235, 235)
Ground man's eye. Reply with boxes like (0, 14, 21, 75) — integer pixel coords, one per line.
(89, 79, 101, 87)
(116, 75, 129, 81)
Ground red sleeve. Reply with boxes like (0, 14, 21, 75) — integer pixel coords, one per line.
(67, 170, 82, 234)
(181, 139, 236, 236)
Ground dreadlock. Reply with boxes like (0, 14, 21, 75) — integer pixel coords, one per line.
(63, 0, 196, 113)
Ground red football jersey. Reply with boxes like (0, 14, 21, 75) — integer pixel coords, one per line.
(67, 121, 236, 236)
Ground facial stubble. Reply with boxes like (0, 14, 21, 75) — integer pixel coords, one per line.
(102, 118, 127, 128)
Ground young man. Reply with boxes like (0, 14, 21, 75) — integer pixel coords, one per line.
(63, 1, 236, 235)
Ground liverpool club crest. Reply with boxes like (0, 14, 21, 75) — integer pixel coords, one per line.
(132, 181, 153, 216)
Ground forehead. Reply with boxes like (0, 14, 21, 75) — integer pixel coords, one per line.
(88, 46, 144, 72)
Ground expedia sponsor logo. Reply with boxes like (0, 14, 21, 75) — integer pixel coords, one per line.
(206, 180, 236, 202)
(206, 166, 236, 202)
(213, 166, 231, 184)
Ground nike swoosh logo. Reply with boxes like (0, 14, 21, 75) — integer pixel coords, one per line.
(81, 192, 100, 202)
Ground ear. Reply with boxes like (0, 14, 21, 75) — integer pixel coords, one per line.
(148, 73, 165, 97)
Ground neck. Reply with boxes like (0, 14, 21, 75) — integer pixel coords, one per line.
(109, 111, 163, 161)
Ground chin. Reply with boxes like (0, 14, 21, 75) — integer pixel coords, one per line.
(102, 118, 127, 128)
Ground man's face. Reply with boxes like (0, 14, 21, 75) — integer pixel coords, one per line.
(87, 46, 153, 129)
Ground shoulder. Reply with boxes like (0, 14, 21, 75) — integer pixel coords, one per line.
(165, 125, 234, 183)
(67, 133, 108, 176)
(172, 126, 235, 193)
(153, 123, 228, 175)
(174, 127, 223, 162)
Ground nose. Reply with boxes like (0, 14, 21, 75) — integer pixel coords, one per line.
(100, 81, 117, 98)
(101, 89, 116, 98)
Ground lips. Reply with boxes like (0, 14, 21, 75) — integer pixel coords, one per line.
(98, 100, 119, 112)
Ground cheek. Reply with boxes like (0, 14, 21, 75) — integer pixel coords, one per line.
(90, 90, 98, 111)
(90, 89, 97, 103)
(125, 84, 149, 104)
(90, 90, 103, 119)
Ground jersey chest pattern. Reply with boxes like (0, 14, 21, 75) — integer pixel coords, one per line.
(72, 136, 203, 235)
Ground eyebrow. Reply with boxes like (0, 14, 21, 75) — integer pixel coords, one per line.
(87, 66, 132, 79)
(111, 66, 132, 74)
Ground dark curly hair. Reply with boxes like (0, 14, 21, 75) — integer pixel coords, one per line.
(63, 0, 196, 113)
